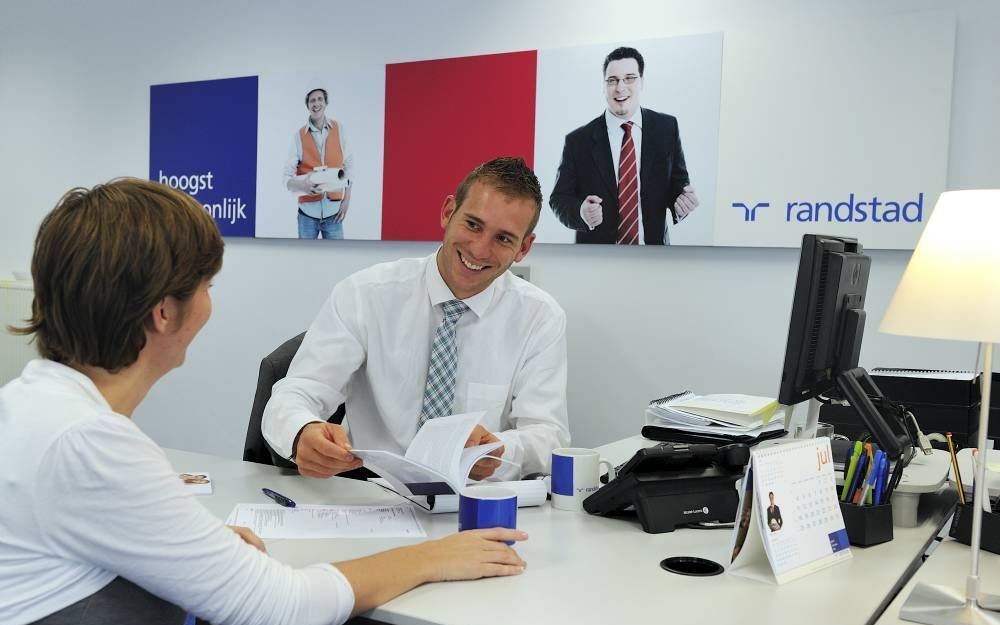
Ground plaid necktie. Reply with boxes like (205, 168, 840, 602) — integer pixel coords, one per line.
(616, 121, 639, 245)
(417, 299, 469, 428)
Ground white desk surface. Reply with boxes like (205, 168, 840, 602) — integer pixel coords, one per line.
(875, 538, 1000, 625)
(166, 436, 956, 625)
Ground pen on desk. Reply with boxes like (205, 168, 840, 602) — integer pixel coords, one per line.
(946, 432, 966, 505)
(850, 446, 872, 505)
(857, 458, 879, 507)
(262, 488, 297, 508)
(867, 450, 884, 506)
(841, 441, 863, 502)
(873, 454, 888, 506)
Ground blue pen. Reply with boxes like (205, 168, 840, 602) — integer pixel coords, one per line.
(858, 452, 881, 506)
(848, 452, 869, 504)
(866, 450, 883, 505)
(262, 488, 296, 508)
(873, 453, 887, 506)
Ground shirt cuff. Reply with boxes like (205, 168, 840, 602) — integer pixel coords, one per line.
(492, 431, 524, 481)
(265, 412, 325, 461)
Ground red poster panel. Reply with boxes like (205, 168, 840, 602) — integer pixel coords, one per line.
(382, 50, 537, 241)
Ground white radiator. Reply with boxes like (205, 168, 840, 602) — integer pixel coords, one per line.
(0, 281, 37, 386)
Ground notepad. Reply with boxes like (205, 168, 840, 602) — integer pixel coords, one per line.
(670, 394, 779, 426)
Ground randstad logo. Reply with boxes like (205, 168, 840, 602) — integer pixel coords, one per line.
(733, 202, 769, 222)
(733, 193, 925, 224)
(786, 193, 924, 223)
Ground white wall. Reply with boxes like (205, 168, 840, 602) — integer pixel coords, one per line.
(1, 0, 997, 457)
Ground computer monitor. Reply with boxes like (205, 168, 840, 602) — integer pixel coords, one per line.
(777, 234, 911, 460)
(778, 234, 870, 405)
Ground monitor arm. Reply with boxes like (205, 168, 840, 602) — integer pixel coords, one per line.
(835, 367, 914, 461)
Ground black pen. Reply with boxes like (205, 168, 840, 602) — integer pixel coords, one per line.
(262, 488, 296, 508)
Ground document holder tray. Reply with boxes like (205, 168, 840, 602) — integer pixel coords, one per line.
(583, 463, 742, 534)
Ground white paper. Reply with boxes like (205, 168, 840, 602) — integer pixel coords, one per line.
(300, 167, 349, 191)
(224, 504, 425, 539)
(353, 411, 501, 496)
(671, 393, 779, 426)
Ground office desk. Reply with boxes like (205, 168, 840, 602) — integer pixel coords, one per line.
(875, 538, 1000, 624)
(166, 438, 955, 625)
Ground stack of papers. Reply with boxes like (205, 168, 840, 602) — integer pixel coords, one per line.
(646, 391, 786, 437)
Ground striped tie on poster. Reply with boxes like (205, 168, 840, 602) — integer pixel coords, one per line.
(616, 121, 639, 245)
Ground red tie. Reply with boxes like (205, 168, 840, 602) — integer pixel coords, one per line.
(616, 122, 639, 245)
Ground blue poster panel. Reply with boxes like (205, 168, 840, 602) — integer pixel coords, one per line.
(150, 76, 258, 237)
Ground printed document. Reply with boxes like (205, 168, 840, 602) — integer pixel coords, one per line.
(225, 504, 426, 539)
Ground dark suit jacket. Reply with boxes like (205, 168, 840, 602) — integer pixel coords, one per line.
(767, 505, 783, 531)
(549, 108, 690, 245)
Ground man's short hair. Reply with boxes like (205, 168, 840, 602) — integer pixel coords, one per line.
(603, 47, 645, 76)
(11, 178, 224, 371)
(304, 88, 328, 105)
(454, 157, 543, 236)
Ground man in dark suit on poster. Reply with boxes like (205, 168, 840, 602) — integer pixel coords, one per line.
(549, 47, 698, 245)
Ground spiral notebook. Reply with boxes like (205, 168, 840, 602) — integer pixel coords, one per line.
(872, 368, 976, 381)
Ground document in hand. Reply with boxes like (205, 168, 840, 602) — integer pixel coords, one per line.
(351, 411, 502, 497)
(670, 393, 779, 427)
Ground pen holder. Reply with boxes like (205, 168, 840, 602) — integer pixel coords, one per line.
(840, 502, 893, 547)
(949, 503, 1000, 555)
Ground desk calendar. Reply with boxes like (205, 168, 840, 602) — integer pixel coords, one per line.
(729, 437, 852, 584)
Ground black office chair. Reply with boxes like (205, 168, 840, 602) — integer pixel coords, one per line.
(244, 332, 346, 469)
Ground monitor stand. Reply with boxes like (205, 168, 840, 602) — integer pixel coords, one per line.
(781, 398, 822, 439)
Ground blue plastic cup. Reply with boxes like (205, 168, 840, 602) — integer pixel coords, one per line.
(458, 485, 517, 544)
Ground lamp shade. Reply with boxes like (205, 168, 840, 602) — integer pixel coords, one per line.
(881, 189, 1000, 343)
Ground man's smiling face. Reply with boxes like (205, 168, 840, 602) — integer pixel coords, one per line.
(436, 180, 536, 300)
(604, 57, 642, 120)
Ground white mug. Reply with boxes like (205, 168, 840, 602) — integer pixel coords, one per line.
(550, 447, 615, 511)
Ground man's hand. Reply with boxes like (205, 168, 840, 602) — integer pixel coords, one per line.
(333, 186, 352, 223)
(465, 424, 504, 481)
(579, 195, 604, 230)
(227, 525, 267, 553)
(673, 185, 699, 220)
(294, 422, 363, 478)
(289, 175, 322, 195)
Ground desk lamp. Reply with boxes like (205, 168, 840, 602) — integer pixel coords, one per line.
(881, 189, 1000, 625)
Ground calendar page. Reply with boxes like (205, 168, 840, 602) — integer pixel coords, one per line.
(730, 438, 851, 584)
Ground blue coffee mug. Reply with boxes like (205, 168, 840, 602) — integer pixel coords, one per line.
(459, 485, 517, 544)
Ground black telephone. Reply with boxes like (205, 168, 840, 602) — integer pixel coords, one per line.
(583, 442, 750, 534)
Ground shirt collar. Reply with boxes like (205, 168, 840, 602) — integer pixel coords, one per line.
(20, 359, 114, 412)
(306, 117, 331, 133)
(424, 249, 497, 318)
(605, 108, 643, 133)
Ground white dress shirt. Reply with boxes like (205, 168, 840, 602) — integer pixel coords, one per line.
(605, 108, 645, 244)
(262, 252, 570, 478)
(0, 360, 354, 625)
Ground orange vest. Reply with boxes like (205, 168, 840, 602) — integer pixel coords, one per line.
(296, 120, 344, 202)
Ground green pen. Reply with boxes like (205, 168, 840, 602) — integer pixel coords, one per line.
(840, 441, 863, 501)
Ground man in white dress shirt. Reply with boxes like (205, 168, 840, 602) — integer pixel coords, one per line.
(263, 157, 569, 480)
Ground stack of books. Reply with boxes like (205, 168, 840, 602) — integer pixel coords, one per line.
(645, 391, 786, 439)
